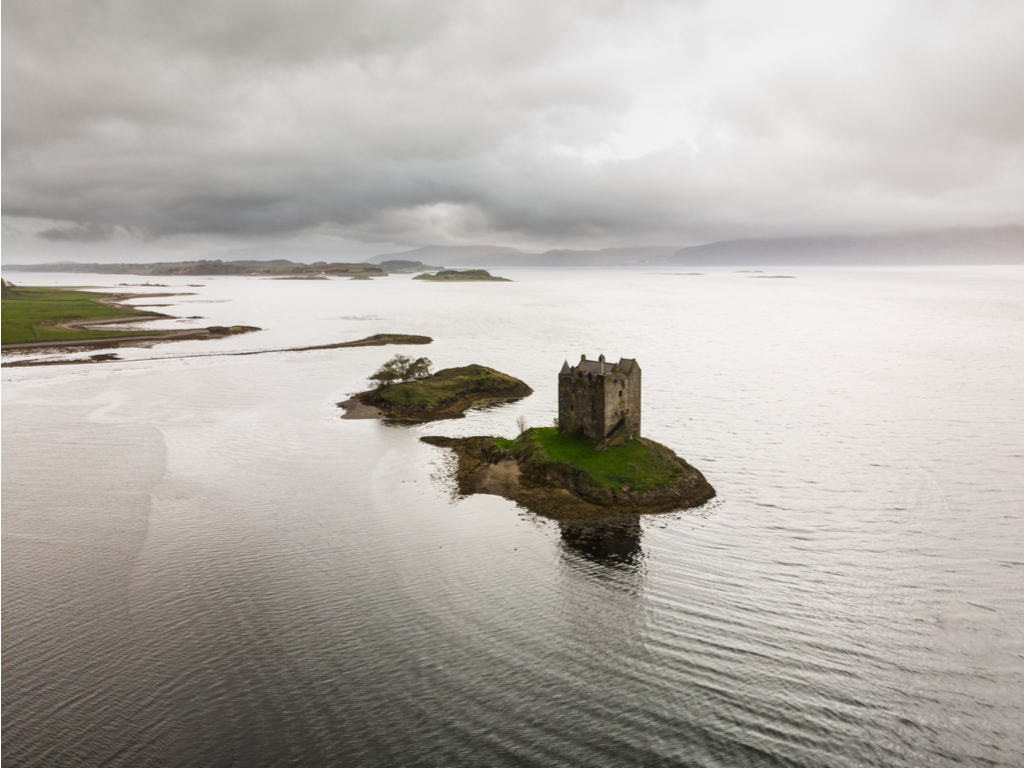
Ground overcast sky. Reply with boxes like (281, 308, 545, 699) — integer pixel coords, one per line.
(3, 0, 1023, 262)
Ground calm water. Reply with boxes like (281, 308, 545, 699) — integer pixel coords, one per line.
(3, 267, 1023, 767)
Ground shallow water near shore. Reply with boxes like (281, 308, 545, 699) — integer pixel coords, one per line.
(3, 266, 1023, 766)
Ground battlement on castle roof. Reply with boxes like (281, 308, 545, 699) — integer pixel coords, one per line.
(560, 354, 638, 377)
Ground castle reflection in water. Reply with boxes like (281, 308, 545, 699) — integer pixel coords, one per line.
(558, 516, 644, 570)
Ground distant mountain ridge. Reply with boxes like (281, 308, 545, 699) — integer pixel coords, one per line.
(367, 245, 526, 265)
(4, 227, 1020, 273)
(663, 227, 1024, 267)
(367, 228, 1023, 267)
(367, 245, 680, 267)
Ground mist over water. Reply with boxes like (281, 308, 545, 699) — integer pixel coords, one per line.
(3, 266, 1023, 766)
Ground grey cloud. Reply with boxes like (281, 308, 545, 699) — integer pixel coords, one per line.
(3, 0, 1023, 254)
(38, 222, 116, 242)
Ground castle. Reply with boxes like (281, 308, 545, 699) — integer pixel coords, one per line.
(558, 354, 641, 447)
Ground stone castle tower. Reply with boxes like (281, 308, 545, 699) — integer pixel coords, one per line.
(558, 354, 641, 447)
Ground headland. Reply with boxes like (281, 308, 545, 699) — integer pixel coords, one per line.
(1, 283, 260, 352)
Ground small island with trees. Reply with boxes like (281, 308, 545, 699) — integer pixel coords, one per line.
(338, 354, 533, 420)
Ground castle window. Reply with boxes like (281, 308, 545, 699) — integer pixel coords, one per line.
(619, 389, 623, 397)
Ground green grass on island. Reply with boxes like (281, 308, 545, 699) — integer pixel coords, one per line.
(375, 364, 530, 409)
(412, 269, 511, 282)
(502, 427, 690, 492)
(2, 285, 157, 345)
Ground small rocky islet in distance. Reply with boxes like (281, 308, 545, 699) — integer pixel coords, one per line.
(346, 260, 444, 278)
(413, 269, 512, 282)
(421, 355, 714, 518)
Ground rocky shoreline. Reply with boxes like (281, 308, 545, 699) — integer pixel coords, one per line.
(340, 383, 532, 421)
(2, 324, 261, 360)
(421, 435, 716, 519)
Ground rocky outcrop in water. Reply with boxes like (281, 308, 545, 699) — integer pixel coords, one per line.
(420, 434, 715, 520)
(340, 365, 532, 421)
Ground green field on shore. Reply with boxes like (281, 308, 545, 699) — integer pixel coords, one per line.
(2, 286, 154, 345)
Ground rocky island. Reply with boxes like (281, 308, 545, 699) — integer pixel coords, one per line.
(421, 429, 714, 519)
(339, 358, 533, 420)
(413, 269, 511, 282)
(419, 354, 715, 518)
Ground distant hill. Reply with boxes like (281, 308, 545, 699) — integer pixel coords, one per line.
(367, 245, 528, 266)
(534, 246, 678, 266)
(4, 228, 1019, 275)
(369, 230, 1022, 267)
(369, 245, 677, 267)
(378, 260, 444, 273)
(211, 246, 373, 263)
(366, 231, 1015, 268)
(661, 227, 1024, 267)
(1, 260, 385, 277)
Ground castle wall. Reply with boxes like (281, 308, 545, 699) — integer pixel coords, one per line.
(558, 358, 642, 444)
(625, 366, 641, 437)
(602, 375, 624, 437)
(558, 370, 607, 440)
